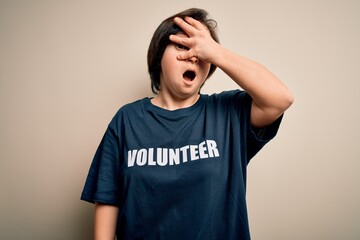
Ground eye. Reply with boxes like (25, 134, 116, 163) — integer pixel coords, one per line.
(175, 43, 189, 51)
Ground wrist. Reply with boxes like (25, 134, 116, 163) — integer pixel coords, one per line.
(208, 43, 230, 68)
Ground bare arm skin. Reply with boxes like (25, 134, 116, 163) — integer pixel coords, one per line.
(170, 17, 294, 127)
(211, 48, 294, 127)
(94, 203, 119, 240)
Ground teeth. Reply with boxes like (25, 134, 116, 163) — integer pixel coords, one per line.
(183, 71, 196, 81)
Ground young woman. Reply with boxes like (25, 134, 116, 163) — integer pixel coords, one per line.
(81, 8, 293, 240)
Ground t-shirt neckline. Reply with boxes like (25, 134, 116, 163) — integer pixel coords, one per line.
(144, 94, 207, 118)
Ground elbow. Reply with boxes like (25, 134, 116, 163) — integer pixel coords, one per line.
(285, 91, 294, 108)
(279, 90, 294, 112)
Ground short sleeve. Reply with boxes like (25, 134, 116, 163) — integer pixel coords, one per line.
(247, 113, 283, 161)
(80, 125, 122, 205)
(230, 90, 283, 162)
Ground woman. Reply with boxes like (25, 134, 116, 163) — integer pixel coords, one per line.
(81, 8, 293, 240)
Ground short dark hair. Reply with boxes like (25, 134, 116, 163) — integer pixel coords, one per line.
(147, 8, 219, 94)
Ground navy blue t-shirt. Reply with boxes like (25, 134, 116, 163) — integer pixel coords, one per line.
(81, 90, 282, 240)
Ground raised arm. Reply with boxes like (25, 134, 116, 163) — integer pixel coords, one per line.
(211, 47, 294, 127)
(170, 16, 294, 127)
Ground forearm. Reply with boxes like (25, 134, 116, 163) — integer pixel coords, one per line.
(94, 203, 119, 240)
(211, 44, 293, 113)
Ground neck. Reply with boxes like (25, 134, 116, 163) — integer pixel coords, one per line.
(151, 92, 200, 110)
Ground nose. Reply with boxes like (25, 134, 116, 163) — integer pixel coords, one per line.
(188, 56, 198, 64)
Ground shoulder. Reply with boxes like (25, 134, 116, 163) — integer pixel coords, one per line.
(112, 98, 148, 118)
(108, 98, 149, 130)
(119, 97, 148, 112)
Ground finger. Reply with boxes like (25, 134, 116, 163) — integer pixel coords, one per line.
(174, 17, 195, 35)
(169, 34, 191, 47)
(176, 50, 196, 61)
(184, 16, 207, 30)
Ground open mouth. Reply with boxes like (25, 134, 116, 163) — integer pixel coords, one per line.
(183, 70, 196, 81)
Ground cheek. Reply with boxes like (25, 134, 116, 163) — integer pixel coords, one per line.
(160, 49, 177, 75)
(201, 63, 212, 78)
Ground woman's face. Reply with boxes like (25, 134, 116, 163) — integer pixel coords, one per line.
(159, 32, 211, 100)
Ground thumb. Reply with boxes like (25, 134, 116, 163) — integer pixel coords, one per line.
(177, 50, 197, 61)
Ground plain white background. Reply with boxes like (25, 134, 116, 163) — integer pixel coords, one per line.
(1, 0, 359, 239)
